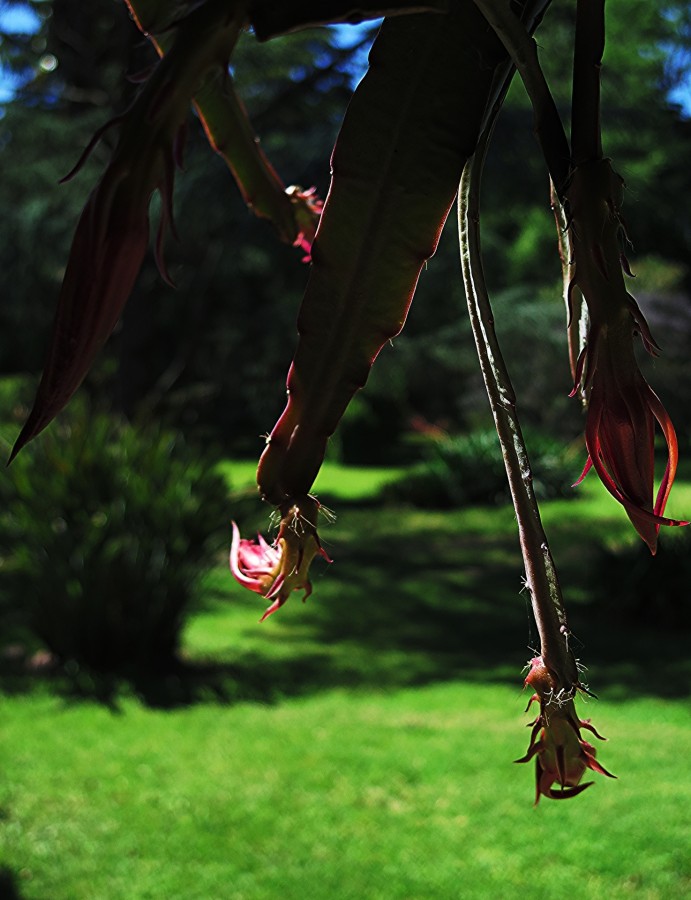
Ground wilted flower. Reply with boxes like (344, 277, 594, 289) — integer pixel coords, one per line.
(230, 496, 331, 621)
(562, 160, 688, 552)
(516, 657, 615, 803)
(572, 314, 688, 553)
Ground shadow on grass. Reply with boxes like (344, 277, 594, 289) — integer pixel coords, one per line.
(1, 504, 689, 708)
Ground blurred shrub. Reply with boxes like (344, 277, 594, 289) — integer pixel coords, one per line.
(0, 399, 228, 672)
(591, 532, 691, 629)
(383, 429, 579, 508)
(335, 392, 411, 466)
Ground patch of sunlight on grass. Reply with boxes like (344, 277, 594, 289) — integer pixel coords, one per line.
(216, 459, 408, 502)
(183, 481, 691, 699)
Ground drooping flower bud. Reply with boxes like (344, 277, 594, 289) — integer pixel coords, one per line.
(230, 495, 331, 621)
(516, 657, 615, 803)
(572, 319, 688, 553)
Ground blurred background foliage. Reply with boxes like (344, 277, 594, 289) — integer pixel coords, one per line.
(0, 0, 690, 457)
(0, 0, 690, 671)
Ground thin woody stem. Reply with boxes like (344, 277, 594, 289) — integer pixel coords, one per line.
(571, 0, 605, 164)
(458, 143, 578, 691)
(471, 0, 570, 194)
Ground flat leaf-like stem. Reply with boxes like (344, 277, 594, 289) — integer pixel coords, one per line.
(127, 0, 302, 244)
(256, 5, 511, 505)
(192, 74, 298, 240)
(570, 0, 604, 165)
(11, 0, 246, 460)
(249, 1, 448, 40)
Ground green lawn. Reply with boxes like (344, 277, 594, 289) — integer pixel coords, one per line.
(217, 459, 407, 504)
(1, 471, 690, 899)
(2, 684, 690, 899)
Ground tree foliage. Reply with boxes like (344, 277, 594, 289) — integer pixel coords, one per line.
(0, 0, 689, 450)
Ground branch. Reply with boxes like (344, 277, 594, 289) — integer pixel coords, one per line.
(471, 0, 570, 194)
(458, 142, 578, 691)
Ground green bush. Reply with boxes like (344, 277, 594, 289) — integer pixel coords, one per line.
(383, 429, 580, 509)
(0, 400, 229, 672)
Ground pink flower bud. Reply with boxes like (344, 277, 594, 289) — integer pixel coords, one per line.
(516, 657, 615, 803)
(230, 496, 331, 621)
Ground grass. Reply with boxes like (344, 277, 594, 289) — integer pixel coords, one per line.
(2, 685, 690, 899)
(217, 458, 407, 504)
(1, 468, 690, 899)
